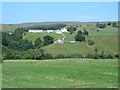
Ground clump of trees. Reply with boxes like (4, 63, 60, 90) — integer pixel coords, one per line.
(75, 34, 85, 42)
(44, 35, 54, 46)
(2, 27, 55, 60)
(83, 29, 89, 36)
(34, 38, 42, 48)
(96, 22, 106, 28)
(75, 29, 89, 42)
(88, 40, 94, 46)
(107, 22, 111, 26)
(67, 26, 77, 34)
(112, 22, 118, 27)
(28, 24, 66, 30)
(97, 22, 118, 28)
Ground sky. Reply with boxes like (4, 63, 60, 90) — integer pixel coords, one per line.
(2, 2, 118, 24)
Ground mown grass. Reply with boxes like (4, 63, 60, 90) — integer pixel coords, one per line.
(2, 58, 118, 88)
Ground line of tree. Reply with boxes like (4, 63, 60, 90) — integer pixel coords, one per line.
(28, 24, 66, 30)
(97, 22, 118, 28)
(96, 22, 106, 28)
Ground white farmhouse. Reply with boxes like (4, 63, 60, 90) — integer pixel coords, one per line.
(54, 38, 64, 44)
(61, 27, 68, 33)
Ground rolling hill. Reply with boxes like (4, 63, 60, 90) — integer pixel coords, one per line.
(1, 21, 118, 31)
(22, 25, 118, 57)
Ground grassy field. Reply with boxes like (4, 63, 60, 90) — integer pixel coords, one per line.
(42, 42, 95, 57)
(23, 32, 63, 44)
(2, 58, 118, 88)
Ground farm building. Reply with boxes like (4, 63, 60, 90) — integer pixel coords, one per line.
(28, 30, 43, 33)
(54, 38, 64, 44)
(28, 29, 63, 34)
(55, 30, 62, 34)
(61, 27, 68, 32)
(47, 30, 55, 33)
(69, 41, 76, 43)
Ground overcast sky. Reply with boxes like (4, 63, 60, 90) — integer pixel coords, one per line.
(2, 2, 118, 24)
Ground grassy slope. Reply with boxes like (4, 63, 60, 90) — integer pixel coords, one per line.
(43, 26, 118, 56)
(86, 35, 118, 55)
(43, 42, 94, 57)
(2, 59, 118, 88)
(23, 26, 118, 56)
(0, 24, 16, 31)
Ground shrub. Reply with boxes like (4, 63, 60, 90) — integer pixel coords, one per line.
(44, 35, 54, 46)
(112, 23, 117, 27)
(83, 30, 89, 36)
(75, 34, 85, 42)
(85, 54, 101, 59)
(97, 30, 100, 32)
(115, 54, 119, 59)
(85, 54, 94, 58)
(45, 53, 53, 59)
(55, 54, 67, 59)
(107, 54, 113, 59)
(107, 22, 111, 26)
(88, 40, 94, 46)
(69, 54, 83, 58)
(78, 31, 82, 35)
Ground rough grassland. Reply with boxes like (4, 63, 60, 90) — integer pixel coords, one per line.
(2, 58, 118, 88)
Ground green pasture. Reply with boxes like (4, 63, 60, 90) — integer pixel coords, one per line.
(23, 32, 63, 44)
(2, 58, 118, 88)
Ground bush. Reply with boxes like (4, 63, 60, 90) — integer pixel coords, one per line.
(88, 40, 94, 46)
(115, 54, 119, 59)
(78, 31, 82, 35)
(85, 54, 101, 59)
(45, 53, 53, 59)
(85, 54, 95, 58)
(107, 54, 113, 59)
(83, 30, 89, 36)
(55, 54, 67, 59)
(75, 34, 85, 42)
(107, 22, 111, 26)
(112, 23, 117, 27)
(70, 54, 83, 58)
(44, 35, 54, 46)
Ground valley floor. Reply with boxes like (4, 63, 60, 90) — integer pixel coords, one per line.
(2, 58, 118, 88)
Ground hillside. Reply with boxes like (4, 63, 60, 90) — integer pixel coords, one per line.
(22, 25, 118, 57)
(42, 34, 118, 57)
(42, 42, 95, 57)
(1, 21, 117, 31)
(0, 24, 16, 31)
(23, 32, 64, 44)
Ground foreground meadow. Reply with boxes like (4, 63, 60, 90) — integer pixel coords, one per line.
(2, 58, 118, 88)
